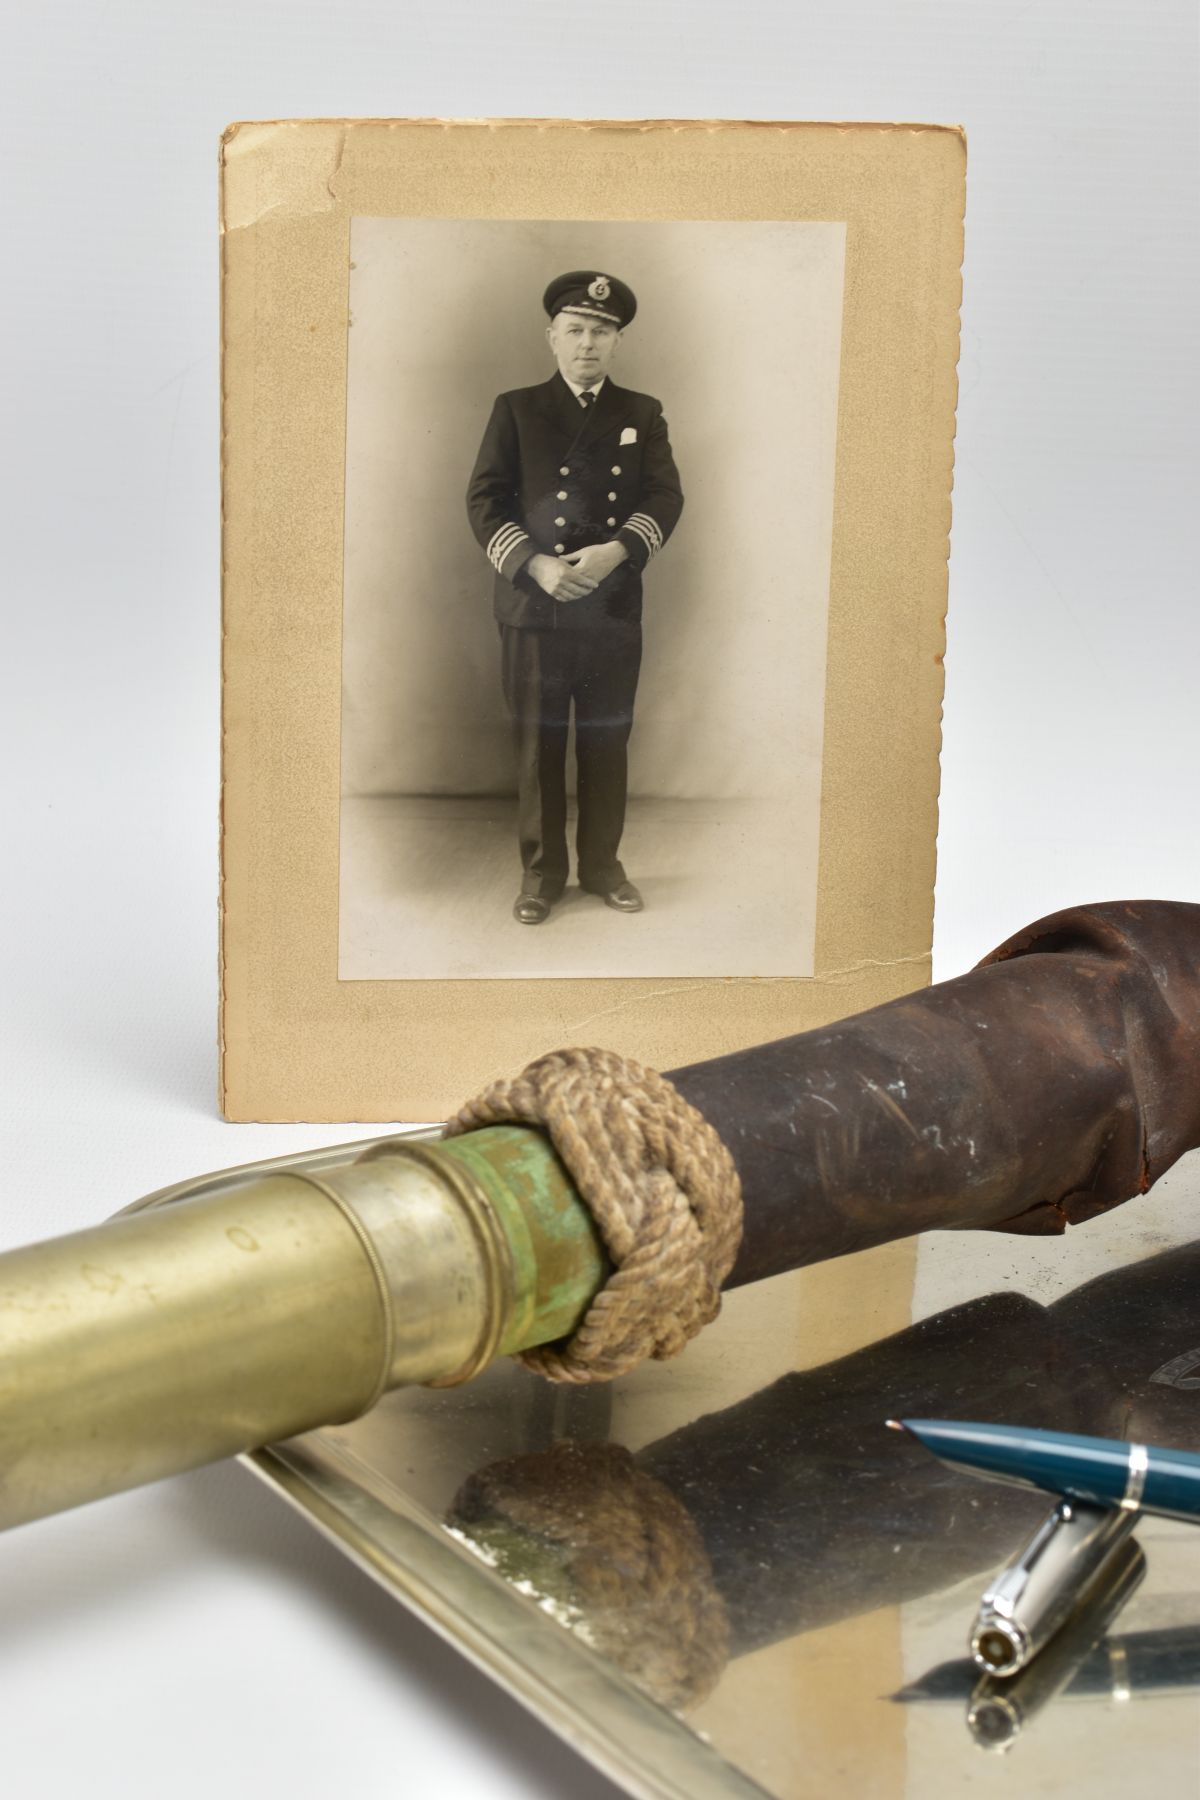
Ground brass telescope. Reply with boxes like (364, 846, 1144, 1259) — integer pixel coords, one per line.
(5, 899, 1200, 1534)
(0, 1126, 606, 1532)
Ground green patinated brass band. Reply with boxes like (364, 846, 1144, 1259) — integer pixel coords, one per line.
(434, 1126, 609, 1357)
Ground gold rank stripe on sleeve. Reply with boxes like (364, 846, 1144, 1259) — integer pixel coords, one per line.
(623, 512, 664, 559)
(486, 522, 532, 575)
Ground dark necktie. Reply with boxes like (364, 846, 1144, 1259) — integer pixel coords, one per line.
(578, 389, 595, 410)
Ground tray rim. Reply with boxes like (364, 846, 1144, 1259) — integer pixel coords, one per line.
(242, 1433, 774, 1800)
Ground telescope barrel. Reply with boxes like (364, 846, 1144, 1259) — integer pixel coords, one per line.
(0, 1132, 605, 1531)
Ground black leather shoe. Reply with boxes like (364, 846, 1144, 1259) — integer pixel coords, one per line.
(600, 881, 644, 913)
(513, 894, 553, 925)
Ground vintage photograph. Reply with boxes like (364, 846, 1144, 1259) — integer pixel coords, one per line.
(221, 119, 961, 1117)
(338, 216, 847, 980)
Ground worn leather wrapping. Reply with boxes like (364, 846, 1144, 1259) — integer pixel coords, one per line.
(666, 901, 1200, 1288)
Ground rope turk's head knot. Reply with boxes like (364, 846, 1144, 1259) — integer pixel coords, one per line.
(445, 1046, 744, 1383)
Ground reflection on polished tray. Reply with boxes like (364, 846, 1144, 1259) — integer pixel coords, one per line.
(258, 1199, 1200, 1798)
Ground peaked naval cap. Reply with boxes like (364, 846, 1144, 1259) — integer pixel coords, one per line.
(543, 270, 637, 329)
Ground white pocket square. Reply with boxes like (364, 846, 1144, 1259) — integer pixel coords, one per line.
(619, 426, 638, 445)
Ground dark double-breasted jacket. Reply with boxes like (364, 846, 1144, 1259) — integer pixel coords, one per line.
(465, 372, 684, 632)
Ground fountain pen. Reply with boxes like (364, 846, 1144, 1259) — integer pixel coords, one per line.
(892, 1419, 1200, 1525)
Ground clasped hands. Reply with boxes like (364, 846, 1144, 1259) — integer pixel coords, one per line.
(528, 540, 628, 602)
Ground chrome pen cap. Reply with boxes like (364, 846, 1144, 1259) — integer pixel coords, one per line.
(971, 1496, 1138, 1677)
(967, 1535, 1146, 1749)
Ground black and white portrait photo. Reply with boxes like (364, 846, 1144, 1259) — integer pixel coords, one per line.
(338, 217, 847, 980)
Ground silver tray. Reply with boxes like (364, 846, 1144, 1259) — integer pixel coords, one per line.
(150, 1132, 1200, 1797)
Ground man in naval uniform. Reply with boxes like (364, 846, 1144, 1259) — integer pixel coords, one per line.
(466, 270, 684, 925)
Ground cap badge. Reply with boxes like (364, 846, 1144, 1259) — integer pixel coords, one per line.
(588, 275, 611, 301)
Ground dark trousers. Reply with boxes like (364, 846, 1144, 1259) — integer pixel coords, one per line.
(500, 623, 642, 899)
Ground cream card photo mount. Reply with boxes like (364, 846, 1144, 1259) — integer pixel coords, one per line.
(220, 118, 965, 1121)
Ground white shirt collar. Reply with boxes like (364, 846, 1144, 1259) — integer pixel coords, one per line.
(562, 374, 607, 401)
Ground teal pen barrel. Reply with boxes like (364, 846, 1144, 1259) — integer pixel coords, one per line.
(1141, 1448, 1200, 1523)
(901, 1419, 1200, 1524)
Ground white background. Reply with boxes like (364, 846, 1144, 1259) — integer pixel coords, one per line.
(1, 4, 1197, 1797)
